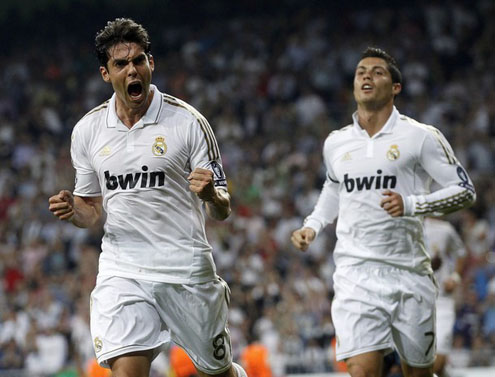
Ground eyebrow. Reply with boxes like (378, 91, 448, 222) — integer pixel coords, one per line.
(356, 65, 387, 71)
(112, 53, 147, 65)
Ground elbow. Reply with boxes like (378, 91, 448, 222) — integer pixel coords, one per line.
(216, 207, 232, 221)
(467, 189, 476, 208)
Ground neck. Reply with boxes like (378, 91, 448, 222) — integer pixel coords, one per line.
(116, 90, 154, 129)
(356, 102, 394, 137)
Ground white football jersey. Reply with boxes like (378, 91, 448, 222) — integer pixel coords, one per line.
(423, 217, 466, 296)
(71, 85, 227, 284)
(304, 107, 475, 274)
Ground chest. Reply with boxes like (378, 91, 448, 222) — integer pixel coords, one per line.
(329, 134, 418, 181)
(89, 125, 189, 175)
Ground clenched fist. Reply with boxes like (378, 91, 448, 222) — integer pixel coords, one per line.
(48, 190, 75, 221)
(188, 168, 216, 202)
(291, 227, 316, 252)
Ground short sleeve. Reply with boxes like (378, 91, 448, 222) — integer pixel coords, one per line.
(71, 126, 101, 197)
(187, 116, 227, 189)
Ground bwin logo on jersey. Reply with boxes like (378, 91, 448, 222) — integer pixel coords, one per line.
(105, 166, 165, 190)
(344, 170, 397, 192)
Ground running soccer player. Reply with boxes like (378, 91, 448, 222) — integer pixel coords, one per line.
(291, 47, 475, 377)
(424, 217, 466, 377)
(48, 18, 247, 377)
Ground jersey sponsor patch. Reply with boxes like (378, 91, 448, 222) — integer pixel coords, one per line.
(343, 169, 397, 192)
(207, 161, 227, 187)
(456, 166, 475, 193)
(104, 166, 165, 190)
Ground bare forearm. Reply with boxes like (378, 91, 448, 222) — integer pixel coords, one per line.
(71, 196, 103, 228)
(205, 189, 231, 221)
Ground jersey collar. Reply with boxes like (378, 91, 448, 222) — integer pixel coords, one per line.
(106, 84, 163, 131)
(352, 106, 399, 138)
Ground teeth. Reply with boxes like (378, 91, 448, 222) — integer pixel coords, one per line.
(363, 85, 372, 89)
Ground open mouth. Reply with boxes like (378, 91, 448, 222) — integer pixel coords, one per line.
(128, 82, 143, 99)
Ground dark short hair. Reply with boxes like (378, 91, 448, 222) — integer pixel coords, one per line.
(95, 18, 151, 68)
(360, 47, 402, 85)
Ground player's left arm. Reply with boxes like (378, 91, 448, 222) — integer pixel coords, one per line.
(188, 167, 231, 220)
(402, 128, 476, 216)
(186, 114, 231, 221)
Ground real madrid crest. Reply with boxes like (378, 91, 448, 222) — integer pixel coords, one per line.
(94, 336, 103, 353)
(152, 136, 167, 156)
(386, 144, 400, 161)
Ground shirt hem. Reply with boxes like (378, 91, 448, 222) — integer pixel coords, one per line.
(97, 270, 217, 285)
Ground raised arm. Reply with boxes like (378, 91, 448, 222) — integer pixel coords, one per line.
(188, 168, 231, 221)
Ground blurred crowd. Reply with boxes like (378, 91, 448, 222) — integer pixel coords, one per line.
(0, 0, 494, 375)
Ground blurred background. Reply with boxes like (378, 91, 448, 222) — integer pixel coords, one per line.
(0, 0, 494, 376)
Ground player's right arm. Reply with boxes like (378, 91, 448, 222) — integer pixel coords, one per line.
(49, 190, 103, 228)
(292, 135, 340, 251)
(291, 172, 340, 251)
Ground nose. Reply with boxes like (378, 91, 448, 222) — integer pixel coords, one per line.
(127, 62, 137, 76)
(362, 70, 372, 81)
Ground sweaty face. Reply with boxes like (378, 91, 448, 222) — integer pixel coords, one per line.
(353, 57, 401, 110)
(100, 42, 154, 112)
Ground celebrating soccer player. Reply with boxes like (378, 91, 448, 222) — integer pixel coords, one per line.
(49, 18, 247, 377)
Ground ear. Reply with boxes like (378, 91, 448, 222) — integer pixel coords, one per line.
(148, 54, 155, 72)
(392, 82, 402, 96)
(100, 66, 111, 83)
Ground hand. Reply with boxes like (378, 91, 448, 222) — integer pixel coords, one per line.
(188, 168, 216, 201)
(380, 190, 404, 217)
(443, 278, 457, 293)
(48, 190, 75, 221)
(291, 227, 316, 252)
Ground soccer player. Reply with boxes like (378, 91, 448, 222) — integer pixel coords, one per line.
(48, 18, 247, 377)
(424, 217, 466, 376)
(291, 47, 476, 377)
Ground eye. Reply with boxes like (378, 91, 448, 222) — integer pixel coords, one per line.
(136, 56, 146, 64)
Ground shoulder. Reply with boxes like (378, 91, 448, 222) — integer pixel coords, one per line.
(74, 100, 110, 134)
(160, 93, 209, 126)
(325, 123, 353, 145)
(80, 100, 110, 123)
(397, 114, 443, 139)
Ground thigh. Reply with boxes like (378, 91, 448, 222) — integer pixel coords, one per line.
(392, 272, 437, 368)
(331, 267, 393, 361)
(90, 276, 170, 368)
(109, 350, 153, 377)
(154, 278, 232, 374)
(346, 351, 384, 377)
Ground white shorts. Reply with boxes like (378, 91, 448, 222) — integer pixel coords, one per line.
(332, 265, 437, 367)
(436, 295, 455, 354)
(90, 275, 232, 373)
